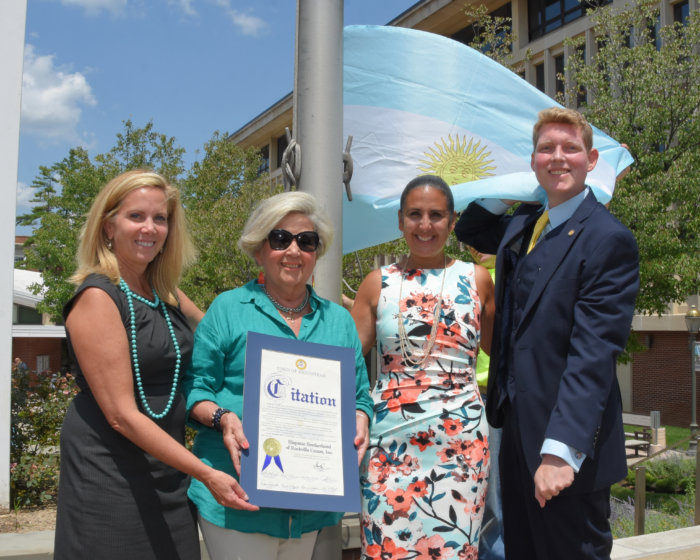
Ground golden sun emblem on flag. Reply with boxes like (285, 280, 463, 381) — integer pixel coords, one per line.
(418, 134, 496, 185)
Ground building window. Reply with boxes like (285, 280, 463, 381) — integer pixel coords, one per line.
(528, 0, 611, 41)
(554, 53, 565, 97)
(673, 0, 689, 23)
(276, 134, 289, 170)
(14, 304, 42, 325)
(576, 44, 587, 107)
(535, 62, 545, 92)
(258, 145, 270, 175)
(451, 3, 512, 51)
(36, 354, 50, 373)
(653, 17, 661, 50)
(627, 13, 661, 49)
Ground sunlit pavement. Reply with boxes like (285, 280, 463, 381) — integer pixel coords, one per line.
(1, 524, 700, 559)
(611, 525, 700, 559)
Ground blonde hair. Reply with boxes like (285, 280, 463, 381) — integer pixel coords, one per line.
(70, 169, 195, 305)
(533, 107, 594, 152)
(238, 191, 333, 259)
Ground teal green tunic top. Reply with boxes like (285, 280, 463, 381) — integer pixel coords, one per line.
(183, 279, 373, 538)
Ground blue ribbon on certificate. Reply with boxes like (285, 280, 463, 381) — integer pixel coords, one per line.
(262, 438, 284, 472)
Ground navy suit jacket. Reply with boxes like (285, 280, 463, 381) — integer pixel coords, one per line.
(456, 193, 639, 494)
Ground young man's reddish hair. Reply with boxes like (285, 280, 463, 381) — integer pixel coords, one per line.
(532, 107, 594, 151)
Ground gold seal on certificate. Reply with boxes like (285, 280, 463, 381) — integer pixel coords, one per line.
(262, 438, 284, 472)
(263, 438, 281, 456)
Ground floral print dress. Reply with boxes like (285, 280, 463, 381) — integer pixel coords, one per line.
(360, 261, 489, 560)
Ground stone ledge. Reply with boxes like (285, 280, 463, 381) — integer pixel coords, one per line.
(0, 530, 54, 560)
(611, 525, 700, 559)
(0, 516, 362, 560)
(5, 521, 698, 560)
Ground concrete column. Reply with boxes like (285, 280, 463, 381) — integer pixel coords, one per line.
(0, 0, 28, 511)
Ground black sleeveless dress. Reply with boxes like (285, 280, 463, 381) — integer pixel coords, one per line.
(54, 274, 199, 560)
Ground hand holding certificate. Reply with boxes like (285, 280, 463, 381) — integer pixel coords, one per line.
(240, 332, 362, 512)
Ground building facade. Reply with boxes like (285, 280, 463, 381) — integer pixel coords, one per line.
(12, 268, 66, 375)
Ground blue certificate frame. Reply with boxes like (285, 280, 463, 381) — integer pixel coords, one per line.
(240, 331, 361, 512)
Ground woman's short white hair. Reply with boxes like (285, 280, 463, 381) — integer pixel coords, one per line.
(238, 191, 334, 259)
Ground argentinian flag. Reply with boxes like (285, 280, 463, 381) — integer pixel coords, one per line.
(342, 25, 633, 253)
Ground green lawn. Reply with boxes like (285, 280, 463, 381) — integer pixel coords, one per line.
(663, 425, 692, 449)
(624, 424, 691, 451)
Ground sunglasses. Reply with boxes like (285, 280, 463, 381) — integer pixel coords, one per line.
(267, 229, 320, 252)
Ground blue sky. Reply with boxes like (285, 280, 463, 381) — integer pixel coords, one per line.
(16, 0, 418, 231)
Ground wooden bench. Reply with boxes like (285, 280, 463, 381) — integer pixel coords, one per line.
(622, 413, 653, 456)
(623, 413, 652, 428)
(624, 431, 652, 456)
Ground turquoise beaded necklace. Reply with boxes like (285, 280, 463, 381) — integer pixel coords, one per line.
(119, 278, 181, 419)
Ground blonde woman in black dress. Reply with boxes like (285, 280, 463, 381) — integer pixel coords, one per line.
(54, 170, 257, 560)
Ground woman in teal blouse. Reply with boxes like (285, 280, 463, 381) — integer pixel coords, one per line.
(184, 191, 373, 560)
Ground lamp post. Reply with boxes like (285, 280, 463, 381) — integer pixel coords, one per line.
(685, 305, 700, 455)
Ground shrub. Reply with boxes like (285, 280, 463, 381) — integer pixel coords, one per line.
(612, 455, 697, 537)
(10, 365, 78, 507)
(624, 455, 695, 493)
(645, 456, 696, 493)
(610, 494, 693, 538)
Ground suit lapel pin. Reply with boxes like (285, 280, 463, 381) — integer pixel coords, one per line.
(568, 229, 575, 236)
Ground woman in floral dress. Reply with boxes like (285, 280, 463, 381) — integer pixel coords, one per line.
(351, 175, 495, 560)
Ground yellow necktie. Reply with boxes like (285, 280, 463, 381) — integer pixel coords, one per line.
(527, 210, 549, 254)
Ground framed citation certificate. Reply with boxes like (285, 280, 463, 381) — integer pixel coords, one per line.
(239, 331, 361, 512)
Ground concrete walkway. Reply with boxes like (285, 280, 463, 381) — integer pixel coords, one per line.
(1, 525, 700, 559)
(611, 525, 700, 559)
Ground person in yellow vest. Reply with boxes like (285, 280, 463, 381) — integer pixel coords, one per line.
(469, 247, 504, 560)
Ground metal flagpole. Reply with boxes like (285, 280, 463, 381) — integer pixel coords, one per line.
(294, 0, 345, 304)
(294, 1, 345, 557)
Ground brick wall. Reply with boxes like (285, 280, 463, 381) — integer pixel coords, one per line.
(12, 337, 66, 374)
(630, 331, 699, 427)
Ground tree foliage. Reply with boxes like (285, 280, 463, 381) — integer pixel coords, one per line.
(179, 131, 277, 309)
(563, 2, 700, 314)
(18, 120, 185, 322)
(461, 3, 529, 70)
(462, 2, 700, 316)
(17, 121, 273, 320)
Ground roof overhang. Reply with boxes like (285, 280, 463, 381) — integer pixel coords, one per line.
(12, 325, 66, 338)
(228, 93, 293, 149)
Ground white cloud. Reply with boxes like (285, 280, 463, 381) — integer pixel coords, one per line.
(60, 0, 128, 17)
(171, 0, 197, 16)
(212, 0, 266, 36)
(16, 181, 34, 210)
(20, 44, 97, 143)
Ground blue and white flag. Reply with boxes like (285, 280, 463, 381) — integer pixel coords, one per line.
(342, 25, 633, 253)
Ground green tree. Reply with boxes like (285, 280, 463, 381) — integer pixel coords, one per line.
(460, 2, 700, 316)
(563, 2, 700, 314)
(461, 3, 529, 70)
(180, 131, 277, 309)
(17, 120, 185, 322)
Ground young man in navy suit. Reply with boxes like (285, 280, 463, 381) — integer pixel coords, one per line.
(455, 108, 639, 560)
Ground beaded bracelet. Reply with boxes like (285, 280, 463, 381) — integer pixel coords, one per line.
(211, 407, 231, 432)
